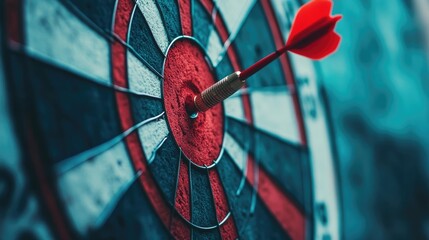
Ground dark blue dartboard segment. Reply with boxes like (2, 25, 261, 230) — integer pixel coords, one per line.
(190, 167, 221, 240)
(89, 180, 171, 240)
(233, 2, 286, 88)
(129, 94, 163, 125)
(226, 117, 312, 212)
(215, 53, 235, 80)
(148, 136, 181, 206)
(128, 8, 164, 74)
(24, 57, 122, 163)
(192, 0, 212, 47)
(155, 0, 181, 41)
(64, 0, 117, 31)
(217, 153, 291, 240)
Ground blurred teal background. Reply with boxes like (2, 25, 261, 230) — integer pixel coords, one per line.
(318, 0, 429, 239)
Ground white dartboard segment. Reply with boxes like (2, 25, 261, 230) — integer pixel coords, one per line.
(212, 0, 257, 66)
(205, 30, 224, 66)
(250, 89, 301, 144)
(24, 0, 111, 85)
(137, 118, 170, 164)
(224, 95, 247, 122)
(57, 141, 135, 235)
(127, 50, 162, 98)
(223, 133, 247, 171)
(216, 0, 257, 35)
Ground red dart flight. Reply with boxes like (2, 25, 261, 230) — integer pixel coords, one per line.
(240, 0, 342, 79)
(187, 0, 342, 115)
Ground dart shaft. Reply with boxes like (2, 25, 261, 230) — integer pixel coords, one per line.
(239, 45, 288, 79)
(187, 71, 243, 114)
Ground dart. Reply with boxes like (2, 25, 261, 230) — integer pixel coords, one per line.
(186, 0, 342, 116)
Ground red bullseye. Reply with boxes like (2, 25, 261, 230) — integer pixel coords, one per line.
(163, 37, 224, 166)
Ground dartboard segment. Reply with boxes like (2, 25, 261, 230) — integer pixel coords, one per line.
(128, 7, 165, 74)
(178, 0, 192, 36)
(127, 52, 162, 98)
(25, 0, 111, 85)
(147, 136, 180, 206)
(190, 167, 222, 239)
(135, 0, 169, 53)
(226, 117, 311, 210)
(217, 153, 292, 239)
(89, 180, 171, 239)
(57, 141, 134, 234)
(192, 1, 224, 65)
(155, 0, 181, 41)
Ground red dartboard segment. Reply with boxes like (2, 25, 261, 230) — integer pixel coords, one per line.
(111, 0, 184, 237)
(178, 0, 192, 35)
(170, 160, 191, 239)
(260, 0, 308, 146)
(246, 157, 305, 240)
(209, 170, 238, 240)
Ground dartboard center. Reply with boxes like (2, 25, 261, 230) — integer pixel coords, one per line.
(163, 37, 224, 166)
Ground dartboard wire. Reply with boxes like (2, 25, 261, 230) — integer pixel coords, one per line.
(55, 112, 165, 176)
(92, 170, 143, 230)
(188, 158, 194, 239)
(147, 134, 170, 165)
(181, 147, 224, 169)
(220, 150, 253, 237)
(204, 164, 222, 236)
(235, 151, 248, 196)
(8, 43, 162, 99)
(165, 162, 232, 231)
(226, 117, 309, 211)
(60, 0, 164, 79)
(168, 148, 182, 232)
(146, 144, 233, 231)
(250, 134, 260, 214)
(212, 0, 258, 67)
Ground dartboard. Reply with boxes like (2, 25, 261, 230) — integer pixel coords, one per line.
(1, 0, 341, 239)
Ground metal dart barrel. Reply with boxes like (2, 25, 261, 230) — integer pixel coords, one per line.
(187, 71, 244, 116)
